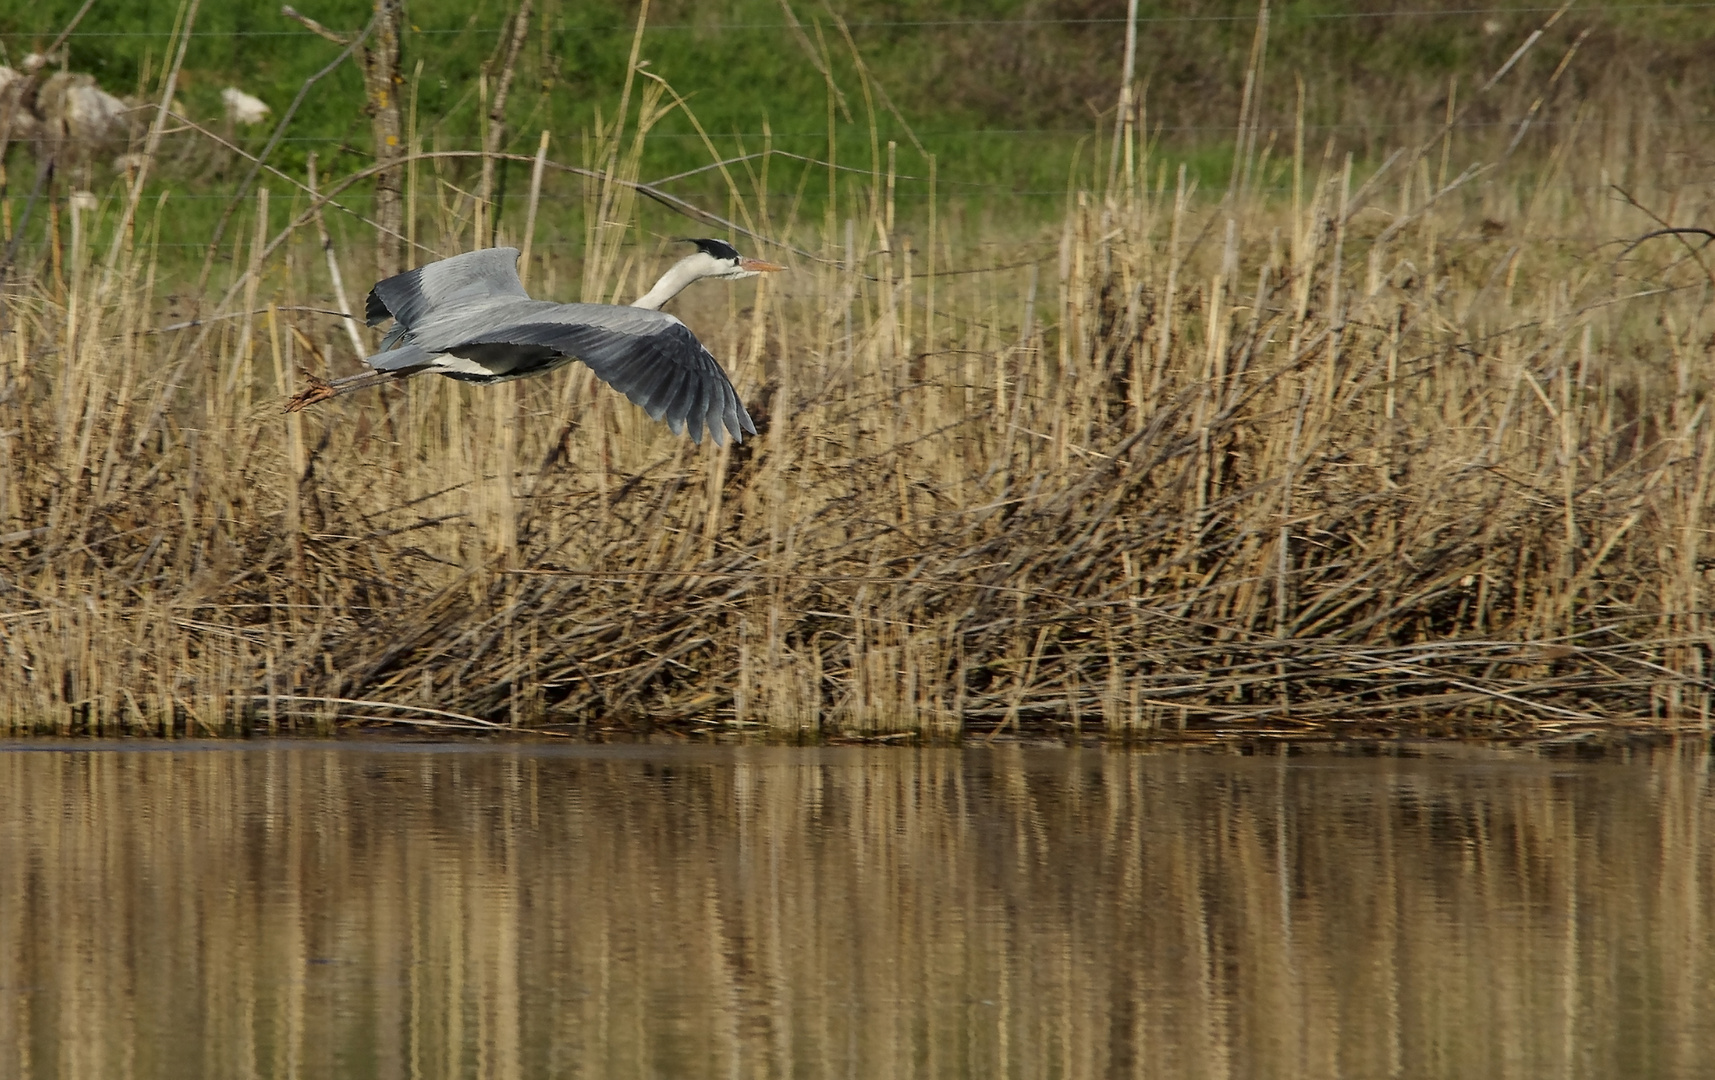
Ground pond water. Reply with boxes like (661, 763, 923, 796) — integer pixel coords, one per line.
(1, 741, 1711, 1080)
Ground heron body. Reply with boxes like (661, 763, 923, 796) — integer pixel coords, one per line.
(287, 239, 782, 446)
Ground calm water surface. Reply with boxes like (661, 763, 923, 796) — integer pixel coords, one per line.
(1, 742, 1712, 1079)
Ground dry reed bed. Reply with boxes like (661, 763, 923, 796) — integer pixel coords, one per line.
(1, 93, 1712, 737)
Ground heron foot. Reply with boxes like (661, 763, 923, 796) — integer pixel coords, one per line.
(284, 376, 335, 413)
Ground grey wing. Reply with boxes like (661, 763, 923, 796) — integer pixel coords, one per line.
(451, 308, 756, 445)
(364, 247, 529, 332)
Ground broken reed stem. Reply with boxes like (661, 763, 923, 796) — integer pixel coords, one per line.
(519, 130, 550, 288)
(266, 303, 304, 584)
(476, 72, 490, 247)
(228, 186, 268, 409)
(307, 154, 366, 360)
(407, 58, 423, 260)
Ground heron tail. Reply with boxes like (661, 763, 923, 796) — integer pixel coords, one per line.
(364, 344, 435, 373)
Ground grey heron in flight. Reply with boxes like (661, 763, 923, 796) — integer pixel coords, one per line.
(284, 238, 784, 445)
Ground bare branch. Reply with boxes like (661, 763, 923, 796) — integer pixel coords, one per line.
(1618, 227, 1715, 260)
(195, 14, 376, 296)
(281, 4, 351, 45)
(480, 0, 535, 246)
(487, 0, 536, 151)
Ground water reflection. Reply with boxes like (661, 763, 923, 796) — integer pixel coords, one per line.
(0, 743, 1711, 1079)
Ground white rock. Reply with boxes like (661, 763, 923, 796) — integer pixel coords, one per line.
(221, 87, 271, 126)
(0, 66, 40, 143)
(37, 72, 132, 146)
(62, 82, 130, 141)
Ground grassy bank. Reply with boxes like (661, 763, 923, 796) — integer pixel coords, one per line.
(2, 6, 1714, 738)
(6, 1, 1715, 244)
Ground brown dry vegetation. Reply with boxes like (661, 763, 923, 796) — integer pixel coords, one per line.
(2, 24, 1714, 738)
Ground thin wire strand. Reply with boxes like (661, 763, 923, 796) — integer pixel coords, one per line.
(7, 4, 1715, 37)
(229, 115, 1715, 146)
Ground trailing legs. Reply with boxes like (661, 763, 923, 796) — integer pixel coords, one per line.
(283, 365, 425, 413)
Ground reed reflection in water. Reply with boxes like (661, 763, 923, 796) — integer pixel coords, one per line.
(1, 743, 1711, 1080)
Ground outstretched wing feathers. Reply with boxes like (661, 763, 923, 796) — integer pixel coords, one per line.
(366, 248, 529, 331)
(444, 312, 755, 445)
(639, 365, 676, 423)
(365, 250, 756, 445)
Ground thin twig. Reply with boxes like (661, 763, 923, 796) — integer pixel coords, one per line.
(193, 10, 376, 295)
(280, 4, 350, 45)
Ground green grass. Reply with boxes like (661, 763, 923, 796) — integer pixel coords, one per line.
(7, 1, 1712, 231)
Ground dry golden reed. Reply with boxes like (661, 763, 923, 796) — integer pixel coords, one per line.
(1, 46, 1713, 738)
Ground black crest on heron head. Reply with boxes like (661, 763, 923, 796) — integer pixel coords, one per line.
(685, 237, 742, 262)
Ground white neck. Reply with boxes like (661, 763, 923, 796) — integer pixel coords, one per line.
(630, 256, 706, 311)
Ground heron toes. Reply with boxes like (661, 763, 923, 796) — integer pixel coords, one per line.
(283, 378, 335, 413)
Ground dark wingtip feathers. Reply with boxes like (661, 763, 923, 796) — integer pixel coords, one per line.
(364, 287, 392, 327)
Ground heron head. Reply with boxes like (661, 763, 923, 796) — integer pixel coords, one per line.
(684, 237, 786, 280)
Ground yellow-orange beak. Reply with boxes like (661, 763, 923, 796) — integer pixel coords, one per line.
(741, 257, 786, 273)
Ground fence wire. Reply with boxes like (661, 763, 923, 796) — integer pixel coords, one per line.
(5, 3, 1715, 38)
